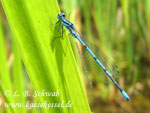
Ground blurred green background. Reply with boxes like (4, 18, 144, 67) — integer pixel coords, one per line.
(0, 0, 150, 113)
(60, 0, 150, 112)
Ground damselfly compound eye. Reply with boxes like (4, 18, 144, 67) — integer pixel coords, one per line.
(61, 13, 65, 17)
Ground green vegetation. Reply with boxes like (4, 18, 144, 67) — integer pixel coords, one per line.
(0, 0, 150, 113)
(0, 0, 90, 113)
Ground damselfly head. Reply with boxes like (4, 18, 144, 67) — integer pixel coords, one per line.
(57, 13, 66, 19)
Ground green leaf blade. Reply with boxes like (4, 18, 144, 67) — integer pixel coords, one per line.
(1, 0, 91, 112)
